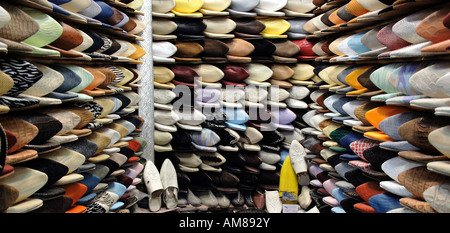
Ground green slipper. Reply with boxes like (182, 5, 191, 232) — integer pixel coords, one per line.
(20, 6, 63, 48)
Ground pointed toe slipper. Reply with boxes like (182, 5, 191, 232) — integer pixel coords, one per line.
(143, 161, 163, 212)
(160, 159, 178, 209)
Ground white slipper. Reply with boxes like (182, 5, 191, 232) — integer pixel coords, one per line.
(423, 183, 450, 213)
(154, 109, 180, 126)
(298, 186, 312, 210)
(265, 190, 282, 213)
(289, 140, 308, 175)
(379, 180, 414, 197)
(160, 159, 178, 209)
(96, 128, 121, 147)
(381, 156, 423, 183)
(143, 161, 164, 212)
(196, 190, 218, 208)
(428, 126, 450, 158)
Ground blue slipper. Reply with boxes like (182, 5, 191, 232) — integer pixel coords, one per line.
(223, 107, 249, 125)
(225, 122, 247, 131)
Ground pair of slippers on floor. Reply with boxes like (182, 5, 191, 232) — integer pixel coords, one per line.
(143, 159, 178, 212)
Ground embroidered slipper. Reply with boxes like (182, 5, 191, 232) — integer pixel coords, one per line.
(85, 181, 126, 213)
(422, 183, 450, 213)
(265, 190, 282, 213)
(409, 61, 450, 98)
(428, 126, 450, 158)
(41, 108, 82, 137)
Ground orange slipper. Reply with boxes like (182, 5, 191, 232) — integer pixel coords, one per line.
(364, 106, 412, 130)
(61, 182, 88, 206)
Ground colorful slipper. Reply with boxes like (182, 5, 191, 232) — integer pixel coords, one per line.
(0, 57, 44, 97)
(63, 65, 94, 93)
(61, 182, 88, 206)
(364, 105, 413, 130)
(85, 182, 126, 213)
(20, 6, 63, 48)
(279, 156, 298, 204)
(369, 63, 406, 95)
(378, 112, 421, 141)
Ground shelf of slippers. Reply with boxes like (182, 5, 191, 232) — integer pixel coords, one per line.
(304, 0, 450, 65)
(10, 0, 146, 41)
(306, 0, 447, 38)
(0, 1, 146, 114)
(262, 0, 450, 213)
(150, 0, 324, 213)
(283, 1, 450, 213)
(150, 0, 450, 214)
(0, 0, 150, 213)
(1, 0, 146, 66)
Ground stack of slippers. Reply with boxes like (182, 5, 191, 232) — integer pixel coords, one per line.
(151, 0, 317, 212)
(0, 0, 148, 213)
(3, 0, 449, 214)
(152, 0, 450, 214)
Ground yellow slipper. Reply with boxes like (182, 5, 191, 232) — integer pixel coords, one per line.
(279, 156, 298, 204)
